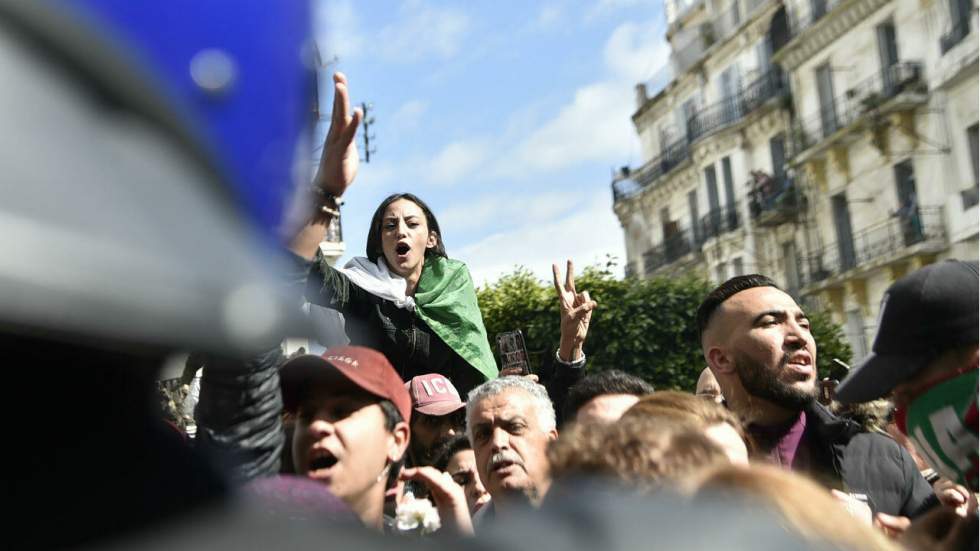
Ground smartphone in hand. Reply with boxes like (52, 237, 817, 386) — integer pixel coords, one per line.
(496, 330, 530, 376)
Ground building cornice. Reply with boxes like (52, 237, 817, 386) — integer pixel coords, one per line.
(773, 0, 891, 70)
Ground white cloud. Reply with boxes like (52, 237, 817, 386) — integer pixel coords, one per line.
(536, 4, 564, 28)
(488, 18, 666, 176)
(428, 140, 490, 185)
(376, 4, 470, 62)
(315, 0, 363, 61)
(505, 81, 639, 173)
(603, 20, 671, 82)
(586, 0, 660, 21)
(456, 192, 626, 286)
(437, 191, 582, 237)
(390, 99, 429, 133)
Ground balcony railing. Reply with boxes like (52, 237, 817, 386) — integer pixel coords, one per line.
(787, 0, 845, 37)
(671, 0, 775, 74)
(612, 136, 691, 202)
(712, 0, 773, 45)
(671, 23, 715, 75)
(643, 227, 700, 274)
(802, 207, 946, 286)
(940, 16, 972, 54)
(790, 62, 925, 156)
(687, 68, 789, 142)
(697, 200, 742, 244)
(749, 174, 800, 226)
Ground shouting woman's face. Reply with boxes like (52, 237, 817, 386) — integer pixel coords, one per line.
(380, 199, 437, 279)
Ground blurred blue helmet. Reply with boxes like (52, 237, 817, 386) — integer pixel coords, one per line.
(0, 0, 314, 351)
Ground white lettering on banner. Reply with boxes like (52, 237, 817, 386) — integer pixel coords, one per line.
(421, 380, 434, 396)
(929, 407, 978, 470)
(431, 378, 447, 394)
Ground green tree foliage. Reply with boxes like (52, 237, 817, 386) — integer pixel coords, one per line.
(478, 263, 853, 391)
(808, 309, 853, 381)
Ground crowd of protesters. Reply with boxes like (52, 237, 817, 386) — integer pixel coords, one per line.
(4, 7, 977, 548)
(174, 74, 980, 549)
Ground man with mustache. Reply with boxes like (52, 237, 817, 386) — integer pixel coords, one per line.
(697, 275, 934, 519)
(465, 376, 558, 527)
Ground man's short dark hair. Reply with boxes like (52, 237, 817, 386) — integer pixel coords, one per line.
(432, 433, 471, 471)
(563, 370, 654, 421)
(696, 275, 780, 343)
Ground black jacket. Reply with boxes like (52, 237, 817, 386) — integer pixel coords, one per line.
(305, 255, 487, 396)
(802, 402, 936, 518)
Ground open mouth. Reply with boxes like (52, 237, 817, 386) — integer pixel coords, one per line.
(490, 459, 517, 473)
(309, 451, 338, 472)
(395, 243, 411, 256)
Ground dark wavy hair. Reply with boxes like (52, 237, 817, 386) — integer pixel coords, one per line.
(366, 193, 448, 264)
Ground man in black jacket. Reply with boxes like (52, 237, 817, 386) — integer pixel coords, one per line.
(696, 274, 934, 519)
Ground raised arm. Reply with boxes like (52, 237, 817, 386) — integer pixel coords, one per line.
(287, 72, 362, 260)
(553, 260, 596, 363)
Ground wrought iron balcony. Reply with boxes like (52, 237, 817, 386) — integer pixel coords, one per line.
(612, 136, 691, 203)
(643, 227, 700, 275)
(671, 0, 776, 75)
(749, 174, 801, 227)
(686, 68, 789, 143)
(790, 62, 925, 157)
(697, 200, 742, 244)
(802, 206, 946, 286)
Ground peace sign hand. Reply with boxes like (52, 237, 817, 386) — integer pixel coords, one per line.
(553, 260, 597, 363)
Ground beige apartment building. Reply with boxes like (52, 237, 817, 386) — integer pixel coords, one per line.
(614, 0, 978, 358)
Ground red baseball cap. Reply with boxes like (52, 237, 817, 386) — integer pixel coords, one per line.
(280, 346, 412, 423)
(406, 373, 465, 416)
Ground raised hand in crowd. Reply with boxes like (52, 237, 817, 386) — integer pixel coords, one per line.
(288, 71, 362, 259)
(400, 466, 475, 536)
(553, 259, 596, 363)
(314, 72, 362, 197)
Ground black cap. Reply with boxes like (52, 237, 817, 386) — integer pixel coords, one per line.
(835, 260, 979, 404)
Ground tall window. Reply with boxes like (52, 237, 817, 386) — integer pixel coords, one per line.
(705, 165, 721, 237)
(816, 63, 838, 138)
(877, 20, 899, 94)
(969, 123, 979, 186)
(721, 157, 738, 230)
(964, 123, 979, 208)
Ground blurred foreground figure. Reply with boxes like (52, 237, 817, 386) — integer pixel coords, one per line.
(835, 261, 978, 550)
(0, 1, 337, 547)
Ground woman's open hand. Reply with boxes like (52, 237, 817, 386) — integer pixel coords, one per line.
(314, 72, 362, 197)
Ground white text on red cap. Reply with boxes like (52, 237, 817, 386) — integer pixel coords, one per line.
(326, 355, 359, 368)
(421, 378, 451, 396)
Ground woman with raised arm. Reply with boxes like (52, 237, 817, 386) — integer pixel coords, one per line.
(287, 73, 512, 394)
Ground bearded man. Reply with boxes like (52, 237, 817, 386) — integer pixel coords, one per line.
(696, 275, 934, 519)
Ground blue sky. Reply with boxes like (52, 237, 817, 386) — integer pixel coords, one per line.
(313, 0, 671, 285)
